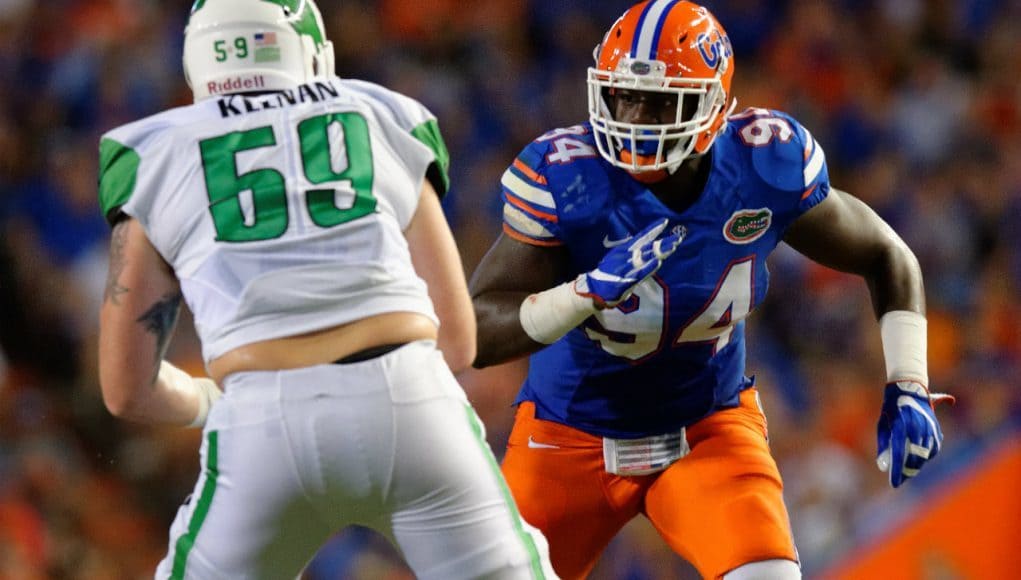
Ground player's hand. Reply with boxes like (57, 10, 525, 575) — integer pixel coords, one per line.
(876, 381, 955, 488)
(574, 218, 683, 309)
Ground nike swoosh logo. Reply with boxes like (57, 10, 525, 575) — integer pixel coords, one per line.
(527, 435, 560, 449)
(602, 235, 632, 248)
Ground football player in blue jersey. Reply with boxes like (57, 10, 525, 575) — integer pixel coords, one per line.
(469, 1, 953, 579)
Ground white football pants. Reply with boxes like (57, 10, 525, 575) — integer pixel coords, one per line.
(155, 340, 555, 580)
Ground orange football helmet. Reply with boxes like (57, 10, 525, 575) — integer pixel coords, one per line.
(587, 0, 736, 178)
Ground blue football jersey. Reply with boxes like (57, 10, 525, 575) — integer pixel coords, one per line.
(500, 108, 830, 439)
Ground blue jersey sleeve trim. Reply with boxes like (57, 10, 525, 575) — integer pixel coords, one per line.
(798, 180, 829, 213)
(499, 140, 562, 242)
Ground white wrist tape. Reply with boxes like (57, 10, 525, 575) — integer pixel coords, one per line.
(189, 377, 223, 428)
(879, 310, 928, 385)
(519, 279, 598, 344)
(158, 360, 223, 428)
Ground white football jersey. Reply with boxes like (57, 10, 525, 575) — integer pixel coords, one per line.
(98, 78, 449, 362)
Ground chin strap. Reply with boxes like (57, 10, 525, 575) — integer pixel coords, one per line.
(621, 149, 670, 183)
(623, 144, 697, 184)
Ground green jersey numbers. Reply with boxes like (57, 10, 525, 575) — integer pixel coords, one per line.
(298, 113, 376, 228)
(201, 126, 287, 242)
(199, 112, 376, 242)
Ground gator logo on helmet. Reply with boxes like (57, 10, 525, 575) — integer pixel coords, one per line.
(723, 208, 772, 244)
(696, 29, 732, 70)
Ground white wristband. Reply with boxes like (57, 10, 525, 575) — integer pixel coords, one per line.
(519, 279, 598, 344)
(879, 310, 928, 385)
(188, 377, 223, 428)
(158, 360, 223, 428)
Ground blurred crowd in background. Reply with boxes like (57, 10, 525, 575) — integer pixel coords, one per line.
(0, 0, 1018, 578)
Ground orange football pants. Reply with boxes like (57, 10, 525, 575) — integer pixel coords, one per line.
(501, 388, 797, 580)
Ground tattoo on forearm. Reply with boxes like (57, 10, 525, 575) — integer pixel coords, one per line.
(137, 291, 183, 367)
(104, 222, 130, 305)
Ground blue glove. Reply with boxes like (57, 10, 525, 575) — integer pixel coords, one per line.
(574, 218, 684, 308)
(876, 381, 955, 488)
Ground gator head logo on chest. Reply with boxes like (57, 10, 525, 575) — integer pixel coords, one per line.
(723, 208, 772, 244)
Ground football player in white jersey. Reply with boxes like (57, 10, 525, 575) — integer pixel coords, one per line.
(95, 1, 556, 578)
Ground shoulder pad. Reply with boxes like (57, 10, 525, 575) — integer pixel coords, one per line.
(341, 79, 450, 195)
(729, 108, 818, 192)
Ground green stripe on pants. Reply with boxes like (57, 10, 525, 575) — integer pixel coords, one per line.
(463, 405, 546, 579)
(170, 430, 220, 580)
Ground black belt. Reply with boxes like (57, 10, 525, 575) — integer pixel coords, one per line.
(332, 343, 408, 364)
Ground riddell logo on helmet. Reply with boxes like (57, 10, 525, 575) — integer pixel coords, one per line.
(207, 75, 267, 95)
(630, 61, 652, 75)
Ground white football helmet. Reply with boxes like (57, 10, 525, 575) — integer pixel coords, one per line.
(183, 0, 335, 101)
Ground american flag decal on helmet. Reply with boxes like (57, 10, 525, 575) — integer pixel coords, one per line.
(254, 31, 280, 63)
(254, 31, 277, 46)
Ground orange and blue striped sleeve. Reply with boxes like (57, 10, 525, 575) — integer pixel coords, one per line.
(500, 152, 563, 247)
(797, 123, 829, 212)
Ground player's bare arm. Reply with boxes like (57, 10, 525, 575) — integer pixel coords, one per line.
(782, 187, 925, 317)
(469, 234, 570, 367)
(471, 218, 682, 368)
(406, 179, 476, 372)
(98, 218, 204, 425)
(784, 186, 950, 488)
